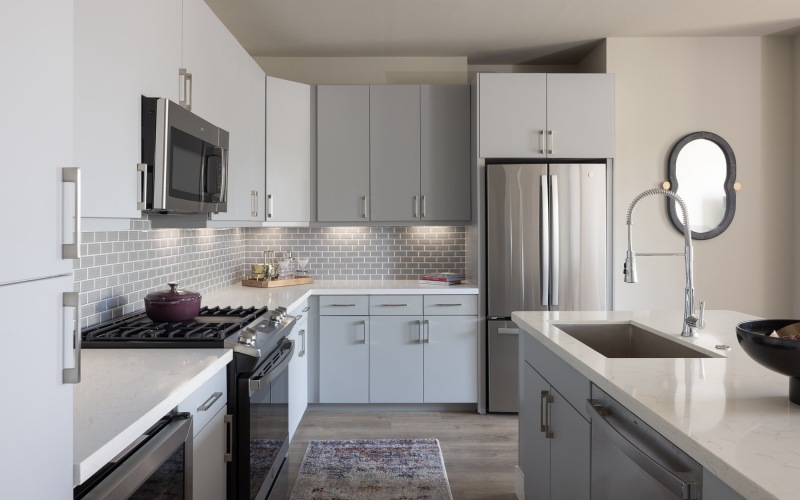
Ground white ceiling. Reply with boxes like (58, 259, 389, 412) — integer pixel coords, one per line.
(204, 0, 800, 65)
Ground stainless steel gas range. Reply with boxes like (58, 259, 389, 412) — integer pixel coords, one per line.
(81, 305, 296, 500)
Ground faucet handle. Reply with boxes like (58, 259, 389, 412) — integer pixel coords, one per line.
(697, 300, 706, 329)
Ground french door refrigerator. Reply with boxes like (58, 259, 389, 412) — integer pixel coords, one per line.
(486, 162, 610, 412)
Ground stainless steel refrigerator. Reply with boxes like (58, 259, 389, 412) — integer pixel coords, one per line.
(486, 162, 610, 412)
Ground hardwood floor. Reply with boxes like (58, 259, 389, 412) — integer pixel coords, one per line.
(286, 408, 519, 499)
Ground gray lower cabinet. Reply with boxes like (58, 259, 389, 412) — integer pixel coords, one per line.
(370, 85, 421, 221)
(703, 469, 746, 500)
(316, 85, 370, 222)
(423, 316, 478, 403)
(520, 334, 590, 500)
(319, 315, 370, 403)
(369, 315, 424, 403)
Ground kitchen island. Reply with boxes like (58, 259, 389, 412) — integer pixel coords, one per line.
(513, 309, 800, 500)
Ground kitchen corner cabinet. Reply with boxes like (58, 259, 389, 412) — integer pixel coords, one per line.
(176, 365, 228, 500)
(266, 77, 312, 224)
(316, 85, 371, 222)
(288, 301, 310, 441)
(478, 73, 614, 159)
(316, 85, 470, 223)
(520, 333, 590, 500)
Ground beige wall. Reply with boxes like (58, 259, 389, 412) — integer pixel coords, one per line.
(255, 56, 468, 84)
(607, 37, 794, 318)
(794, 34, 800, 316)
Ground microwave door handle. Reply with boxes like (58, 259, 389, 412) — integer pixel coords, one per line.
(213, 146, 228, 204)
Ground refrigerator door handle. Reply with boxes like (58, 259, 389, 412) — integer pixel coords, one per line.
(540, 174, 550, 306)
(550, 175, 560, 306)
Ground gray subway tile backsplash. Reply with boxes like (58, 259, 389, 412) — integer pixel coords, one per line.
(73, 221, 466, 327)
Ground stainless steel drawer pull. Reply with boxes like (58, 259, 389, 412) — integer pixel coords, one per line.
(380, 303, 408, 307)
(63, 291, 81, 384)
(62, 167, 81, 259)
(330, 304, 357, 307)
(432, 303, 462, 307)
(497, 328, 519, 335)
(299, 329, 306, 357)
(197, 391, 223, 412)
(302, 306, 310, 312)
(357, 320, 367, 344)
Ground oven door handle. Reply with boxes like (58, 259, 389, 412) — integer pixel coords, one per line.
(81, 415, 193, 500)
(249, 339, 295, 396)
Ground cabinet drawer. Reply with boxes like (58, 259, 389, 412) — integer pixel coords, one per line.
(319, 295, 369, 315)
(423, 295, 478, 315)
(369, 295, 423, 315)
(178, 366, 227, 436)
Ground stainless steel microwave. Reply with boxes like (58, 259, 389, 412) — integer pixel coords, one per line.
(139, 97, 228, 214)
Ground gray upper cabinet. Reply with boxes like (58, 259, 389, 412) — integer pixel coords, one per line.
(479, 73, 614, 159)
(317, 85, 371, 222)
(369, 85, 422, 221)
(421, 85, 471, 221)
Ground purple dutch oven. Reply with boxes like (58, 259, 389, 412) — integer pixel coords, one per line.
(144, 282, 202, 322)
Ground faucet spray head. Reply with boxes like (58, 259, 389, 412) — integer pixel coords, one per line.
(623, 251, 638, 283)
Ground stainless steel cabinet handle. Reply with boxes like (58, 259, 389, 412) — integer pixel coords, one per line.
(547, 130, 554, 155)
(432, 303, 461, 307)
(540, 174, 550, 306)
(421, 195, 426, 218)
(540, 390, 554, 438)
(423, 319, 430, 344)
(197, 392, 223, 412)
(550, 175, 560, 306)
(224, 414, 233, 462)
(136, 163, 148, 210)
(357, 320, 367, 344)
(362, 195, 368, 218)
(302, 306, 310, 312)
(63, 292, 81, 384)
(538, 130, 545, 154)
(267, 194, 273, 218)
(497, 328, 519, 335)
(586, 401, 697, 499)
(418, 319, 423, 344)
(299, 329, 306, 357)
(62, 167, 81, 259)
(413, 195, 419, 218)
(330, 303, 357, 307)
(380, 303, 408, 307)
(179, 68, 192, 111)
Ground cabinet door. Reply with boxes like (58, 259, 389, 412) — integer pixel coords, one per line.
(550, 388, 590, 499)
(520, 363, 550, 500)
(266, 76, 311, 223)
(420, 85, 471, 221)
(74, 0, 142, 221)
(192, 405, 228, 500)
(369, 316, 424, 403)
(0, 275, 74, 497)
(139, 0, 182, 102)
(2, 0, 74, 284)
(479, 73, 547, 159)
(250, 61, 267, 221)
(319, 316, 369, 403)
(546, 74, 615, 159)
(288, 316, 308, 441)
(423, 316, 478, 403)
(182, 0, 227, 125)
(369, 85, 421, 221)
(316, 86, 370, 222)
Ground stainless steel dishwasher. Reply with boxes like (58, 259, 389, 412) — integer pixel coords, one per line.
(588, 386, 702, 500)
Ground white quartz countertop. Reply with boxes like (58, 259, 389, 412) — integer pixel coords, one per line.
(511, 309, 800, 500)
(203, 279, 478, 313)
(73, 348, 232, 485)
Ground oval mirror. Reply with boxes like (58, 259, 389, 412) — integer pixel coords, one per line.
(667, 131, 736, 240)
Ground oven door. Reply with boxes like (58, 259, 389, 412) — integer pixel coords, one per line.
(236, 338, 294, 500)
(74, 413, 193, 499)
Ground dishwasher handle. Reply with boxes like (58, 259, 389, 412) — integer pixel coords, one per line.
(586, 400, 699, 500)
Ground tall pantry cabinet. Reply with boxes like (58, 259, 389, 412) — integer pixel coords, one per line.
(1, 1, 78, 498)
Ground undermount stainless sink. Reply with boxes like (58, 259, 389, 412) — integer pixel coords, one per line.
(555, 323, 712, 358)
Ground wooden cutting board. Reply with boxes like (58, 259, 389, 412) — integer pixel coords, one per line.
(241, 276, 314, 288)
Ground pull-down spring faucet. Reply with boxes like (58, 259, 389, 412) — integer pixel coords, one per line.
(624, 188, 705, 337)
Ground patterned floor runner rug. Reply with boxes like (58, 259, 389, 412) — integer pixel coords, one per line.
(289, 438, 453, 500)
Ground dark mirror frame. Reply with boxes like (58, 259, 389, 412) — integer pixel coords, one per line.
(667, 131, 737, 240)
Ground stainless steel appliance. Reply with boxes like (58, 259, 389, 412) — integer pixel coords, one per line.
(81, 305, 296, 500)
(74, 412, 193, 499)
(139, 97, 229, 214)
(588, 386, 702, 499)
(486, 162, 611, 412)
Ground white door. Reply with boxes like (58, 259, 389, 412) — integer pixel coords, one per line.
(546, 74, 615, 159)
(1, 0, 75, 284)
(192, 405, 228, 500)
(139, 0, 182, 102)
(423, 316, 478, 403)
(250, 61, 267, 221)
(288, 317, 308, 440)
(319, 316, 369, 403)
(369, 316, 424, 403)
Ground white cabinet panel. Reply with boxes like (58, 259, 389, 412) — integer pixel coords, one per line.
(266, 77, 312, 224)
(192, 405, 228, 500)
(2, 0, 74, 283)
(139, 0, 182, 102)
(288, 307, 309, 441)
(0, 275, 74, 496)
(423, 316, 478, 403)
(251, 62, 267, 221)
(546, 74, 615, 159)
(369, 316, 424, 403)
(479, 73, 547, 159)
(319, 316, 369, 403)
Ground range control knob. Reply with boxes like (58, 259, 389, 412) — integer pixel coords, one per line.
(238, 327, 257, 346)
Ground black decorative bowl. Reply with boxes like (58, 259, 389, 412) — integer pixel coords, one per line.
(736, 319, 800, 405)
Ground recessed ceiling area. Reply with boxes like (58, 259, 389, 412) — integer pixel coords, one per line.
(204, 0, 800, 64)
